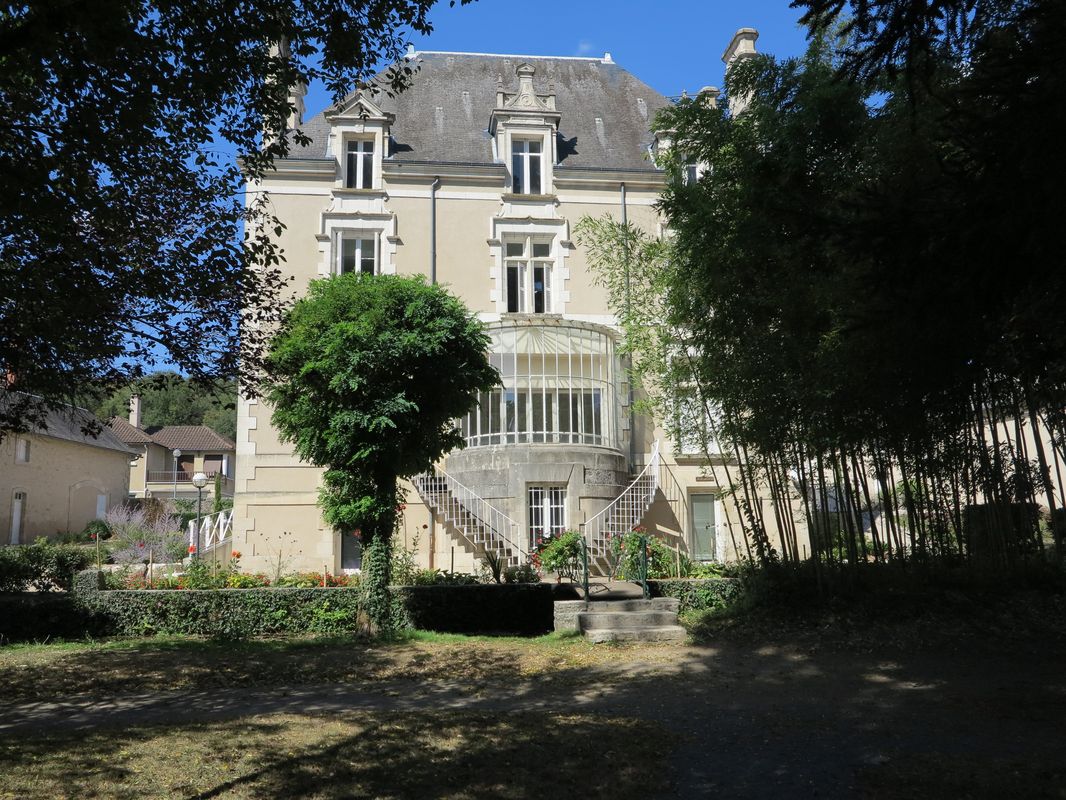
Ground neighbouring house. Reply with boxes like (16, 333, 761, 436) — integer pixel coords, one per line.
(109, 396, 236, 504)
(235, 29, 810, 575)
(1, 395, 136, 544)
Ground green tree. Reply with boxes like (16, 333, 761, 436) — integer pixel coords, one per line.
(265, 274, 498, 629)
(93, 372, 237, 440)
(0, 0, 472, 437)
(584, 20, 1066, 574)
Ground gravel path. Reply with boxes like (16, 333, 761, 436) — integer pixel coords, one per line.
(2, 640, 1063, 798)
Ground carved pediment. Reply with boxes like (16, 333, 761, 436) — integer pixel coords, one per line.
(490, 63, 561, 132)
(327, 92, 395, 123)
(499, 64, 556, 112)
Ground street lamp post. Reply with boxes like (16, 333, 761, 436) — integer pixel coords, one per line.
(172, 448, 182, 500)
(191, 472, 208, 557)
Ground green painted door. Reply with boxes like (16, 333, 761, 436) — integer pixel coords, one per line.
(691, 494, 717, 561)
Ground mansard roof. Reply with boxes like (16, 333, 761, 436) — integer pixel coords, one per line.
(290, 52, 671, 172)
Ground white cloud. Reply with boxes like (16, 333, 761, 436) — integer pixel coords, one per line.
(575, 39, 596, 57)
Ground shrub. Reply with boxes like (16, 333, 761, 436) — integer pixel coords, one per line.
(646, 578, 742, 613)
(503, 563, 540, 584)
(0, 538, 93, 592)
(617, 530, 677, 580)
(410, 569, 479, 586)
(0, 594, 105, 642)
(274, 572, 356, 588)
(106, 505, 185, 565)
(536, 531, 584, 581)
(82, 519, 112, 541)
(73, 571, 363, 639)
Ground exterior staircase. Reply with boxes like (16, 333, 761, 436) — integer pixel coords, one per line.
(413, 466, 527, 567)
(580, 441, 661, 575)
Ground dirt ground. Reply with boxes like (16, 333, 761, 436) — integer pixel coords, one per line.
(1, 612, 1065, 798)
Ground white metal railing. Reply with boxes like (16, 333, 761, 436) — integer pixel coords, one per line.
(581, 440, 661, 558)
(413, 466, 528, 566)
(187, 508, 234, 557)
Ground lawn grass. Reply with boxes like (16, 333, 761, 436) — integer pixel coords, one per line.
(0, 710, 672, 799)
(0, 631, 680, 703)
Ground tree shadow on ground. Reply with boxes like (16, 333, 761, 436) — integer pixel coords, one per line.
(0, 711, 670, 800)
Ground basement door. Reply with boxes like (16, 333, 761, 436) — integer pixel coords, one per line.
(690, 494, 717, 561)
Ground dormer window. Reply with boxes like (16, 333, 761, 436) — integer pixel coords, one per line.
(505, 237, 552, 313)
(511, 140, 543, 195)
(345, 139, 374, 189)
(338, 233, 377, 275)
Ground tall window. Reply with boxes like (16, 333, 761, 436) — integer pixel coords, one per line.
(505, 237, 552, 314)
(674, 387, 720, 455)
(511, 139, 543, 194)
(338, 233, 377, 275)
(345, 139, 375, 189)
(15, 438, 29, 463)
(528, 485, 566, 547)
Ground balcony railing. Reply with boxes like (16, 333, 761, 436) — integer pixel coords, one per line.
(146, 470, 233, 491)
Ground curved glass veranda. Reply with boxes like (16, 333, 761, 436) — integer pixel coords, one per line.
(459, 319, 621, 450)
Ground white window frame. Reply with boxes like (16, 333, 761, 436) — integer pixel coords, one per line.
(336, 231, 378, 276)
(344, 139, 375, 190)
(504, 236, 553, 314)
(528, 485, 567, 548)
(511, 138, 544, 195)
(14, 438, 29, 464)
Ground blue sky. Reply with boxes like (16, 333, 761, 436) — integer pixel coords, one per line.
(303, 0, 811, 117)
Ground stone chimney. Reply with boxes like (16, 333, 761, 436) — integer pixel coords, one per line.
(129, 394, 142, 429)
(697, 86, 721, 109)
(721, 28, 759, 116)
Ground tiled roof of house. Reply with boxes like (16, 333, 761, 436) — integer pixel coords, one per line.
(289, 52, 672, 171)
(108, 416, 155, 445)
(145, 425, 236, 452)
(1, 392, 137, 456)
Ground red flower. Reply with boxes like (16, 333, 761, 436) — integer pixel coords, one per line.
(188, 545, 196, 554)
(231, 550, 242, 559)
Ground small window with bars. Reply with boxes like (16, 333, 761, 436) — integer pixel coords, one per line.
(528, 485, 566, 549)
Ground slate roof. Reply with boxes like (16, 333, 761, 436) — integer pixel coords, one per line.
(145, 425, 235, 453)
(289, 52, 672, 172)
(1, 392, 137, 456)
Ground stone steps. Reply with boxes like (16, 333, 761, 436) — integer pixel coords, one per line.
(554, 596, 686, 644)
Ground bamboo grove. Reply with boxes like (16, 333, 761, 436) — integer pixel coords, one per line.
(578, 2, 1066, 581)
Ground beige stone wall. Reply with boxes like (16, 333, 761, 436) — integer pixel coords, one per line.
(0, 435, 131, 543)
(236, 143, 784, 575)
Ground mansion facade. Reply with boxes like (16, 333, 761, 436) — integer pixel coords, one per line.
(235, 29, 804, 575)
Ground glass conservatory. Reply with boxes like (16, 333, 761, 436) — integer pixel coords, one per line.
(459, 319, 622, 451)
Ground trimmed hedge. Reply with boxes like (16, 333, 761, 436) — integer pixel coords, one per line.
(646, 578, 741, 613)
(395, 584, 554, 636)
(73, 580, 363, 639)
(0, 571, 557, 642)
(0, 594, 105, 643)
